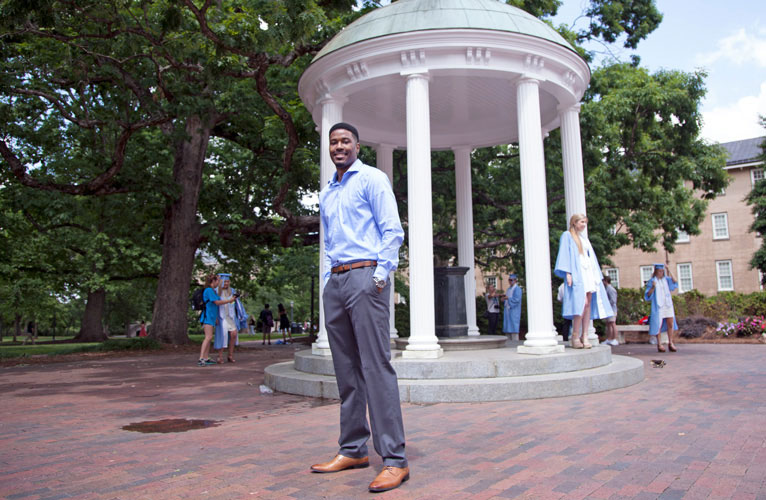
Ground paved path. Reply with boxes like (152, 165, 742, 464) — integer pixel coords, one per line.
(1, 343, 764, 500)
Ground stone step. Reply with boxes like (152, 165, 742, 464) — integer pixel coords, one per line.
(264, 354, 645, 404)
(293, 345, 614, 380)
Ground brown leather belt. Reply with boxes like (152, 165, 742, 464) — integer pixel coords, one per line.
(331, 260, 377, 274)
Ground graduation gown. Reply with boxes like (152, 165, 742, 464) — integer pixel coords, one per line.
(503, 284, 522, 334)
(554, 231, 613, 320)
(644, 277, 678, 336)
(214, 288, 247, 349)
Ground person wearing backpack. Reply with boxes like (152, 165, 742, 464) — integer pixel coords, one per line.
(198, 273, 237, 366)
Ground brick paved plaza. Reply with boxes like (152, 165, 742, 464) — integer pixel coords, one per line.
(1, 343, 764, 499)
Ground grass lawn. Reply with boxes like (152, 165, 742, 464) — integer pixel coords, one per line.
(0, 332, 313, 360)
(0, 337, 162, 359)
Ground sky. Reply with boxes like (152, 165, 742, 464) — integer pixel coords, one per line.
(553, 0, 766, 144)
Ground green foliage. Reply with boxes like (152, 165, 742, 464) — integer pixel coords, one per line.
(582, 0, 663, 49)
(615, 288, 766, 325)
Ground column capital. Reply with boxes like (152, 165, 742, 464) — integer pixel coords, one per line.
(451, 146, 473, 154)
(557, 102, 582, 114)
(401, 70, 430, 80)
(374, 143, 397, 152)
(516, 75, 540, 88)
(318, 94, 347, 107)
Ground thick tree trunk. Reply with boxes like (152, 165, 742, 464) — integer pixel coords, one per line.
(76, 288, 109, 341)
(149, 115, 213, 344)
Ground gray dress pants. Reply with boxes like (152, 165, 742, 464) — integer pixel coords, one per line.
(323, 266, 407, 468)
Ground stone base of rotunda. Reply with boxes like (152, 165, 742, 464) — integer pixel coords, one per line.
(264, 345, 644, 403)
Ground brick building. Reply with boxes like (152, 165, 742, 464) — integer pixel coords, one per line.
(604, 136, 765, 295)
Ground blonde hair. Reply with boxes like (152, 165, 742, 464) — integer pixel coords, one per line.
(217, 279, 232, 298)
(568, 214, 587, 255)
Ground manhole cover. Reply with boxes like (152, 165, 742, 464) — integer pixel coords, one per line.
(122, 418, 221, 433)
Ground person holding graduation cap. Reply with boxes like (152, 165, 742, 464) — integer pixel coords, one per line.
(644, 263, 679, 352)
(502, 274, 522, 338)
(554, 214, 613, 349)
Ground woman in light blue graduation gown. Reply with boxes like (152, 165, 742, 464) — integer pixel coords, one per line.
(644, 263, 679, 353)
(213, 274, 248, 363)
(502, 274, 522, 335)
(554, 214, 613, 349)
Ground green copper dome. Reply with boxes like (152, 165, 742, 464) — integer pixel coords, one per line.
(314, 0, 576, 60)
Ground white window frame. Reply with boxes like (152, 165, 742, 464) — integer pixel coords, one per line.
(676, 229, 690, 243)
(759, 270, 764, 291)
(640, 266, 654, 287)
(752, 168, 764, 186)
(605, 268, 620, 288)
(484, 276, 497, 289)
(676, 263, 693, 293)
(712, 213, 729, 240)
(716, 260, 734, 291)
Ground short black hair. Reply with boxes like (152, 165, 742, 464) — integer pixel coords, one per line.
(329, 122, 359, 142)
(264, 303, 270, 309)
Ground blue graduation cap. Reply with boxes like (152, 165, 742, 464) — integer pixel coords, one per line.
(509, 274, 518, 280)
(218, 273, 231, 281)
(653, 263, 665, 270)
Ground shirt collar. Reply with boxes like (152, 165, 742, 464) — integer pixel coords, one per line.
(330, 159, 363, 185)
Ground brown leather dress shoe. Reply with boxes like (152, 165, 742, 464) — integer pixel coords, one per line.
(310, 454, 369, 473)
(369, 465, 410, 492)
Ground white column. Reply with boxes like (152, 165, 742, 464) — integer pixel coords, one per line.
(516, 78, 564, 355)
(453, 147, 480, 336)
(560, 104, 587, 223)
(313, 96, 345, 356)
(401, 72, 443, 359)
(559, 103, 598, 345)
(376, 144, 399, 340)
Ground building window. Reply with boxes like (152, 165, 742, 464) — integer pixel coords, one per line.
(676, 230, 690, 243)
(677, 263, 693, 293)
(716, 260, 734, 291)
(712, 213, 729, 240)
(752, 168, 764, 186)
(640, 266, 654, 287)
(484, 276, 497, 289)
(760, 271, 764, 291)
(605, 268, 620, 288)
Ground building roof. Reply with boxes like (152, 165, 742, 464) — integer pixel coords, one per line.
(314, 0, 576, 61)
(722, 136, 765, 166)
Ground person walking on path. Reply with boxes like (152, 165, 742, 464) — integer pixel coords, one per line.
(484, 284, 501, 335)
(198, 273, 237, 366)
(554, 214, 613, 349)
(602, 276, 619, 346)
(502, 274, 522, 338)
(277, 303, 293, 344)
(645, 263, 679, 353)
(259, 304, 274, 345)
(310, 122, 409, 493)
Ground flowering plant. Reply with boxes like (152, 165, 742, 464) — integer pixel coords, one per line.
(716, 316, 766, 337)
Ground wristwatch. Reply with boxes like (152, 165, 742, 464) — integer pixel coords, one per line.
(373, 277, 387, 289)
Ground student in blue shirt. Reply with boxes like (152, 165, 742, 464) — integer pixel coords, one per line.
(310, 123, 408, 493)
(198, 273, 237, 366)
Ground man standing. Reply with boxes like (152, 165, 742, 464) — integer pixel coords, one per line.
(485, 283, 501, 335)
(502, 274, 522, 339)
(311, 122, 409, 493)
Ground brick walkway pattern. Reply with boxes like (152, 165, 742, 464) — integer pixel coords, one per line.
(1, 343, 764, 500)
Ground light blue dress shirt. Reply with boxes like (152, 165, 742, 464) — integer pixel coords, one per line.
(319, 159, 404, 286)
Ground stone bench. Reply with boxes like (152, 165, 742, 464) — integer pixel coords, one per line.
(616, 324, 650, 344)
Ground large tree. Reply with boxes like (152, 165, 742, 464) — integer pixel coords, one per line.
(0, 0, 357, 343)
